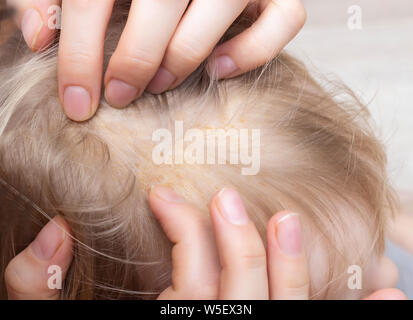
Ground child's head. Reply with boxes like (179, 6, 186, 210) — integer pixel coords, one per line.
(0, 9, 398, 299)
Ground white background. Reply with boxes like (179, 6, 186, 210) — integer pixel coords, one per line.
(288, 0, 413, 192)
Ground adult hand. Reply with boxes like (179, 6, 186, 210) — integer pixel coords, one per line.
(5, 188, 406, 300)
(7, 0, 307, 120)
(5, 216, 73, 300)
(149, 185, 407, 300)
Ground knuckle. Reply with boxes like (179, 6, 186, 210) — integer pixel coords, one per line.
(60, 47, 96, 67)
(280, 0, 307, 28)
(168, 36, 206, 66)
(281, 284, 310, 300)
(292, 1, 307, 27)
(248, 32, 276, 62)
(238, 251, 267, 270)
(116, 48, 159, 74)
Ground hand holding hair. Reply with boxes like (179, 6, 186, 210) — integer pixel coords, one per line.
(148, 186, 407, 300)
(7, 0, 306, 121)
(5, 216, 73, 300)
(4, 196, 406, 300)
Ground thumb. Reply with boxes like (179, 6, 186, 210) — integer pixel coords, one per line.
(5, 215, 73, 300)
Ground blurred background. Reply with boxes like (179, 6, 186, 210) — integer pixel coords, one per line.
(289, 0, 413, 192)
(288, 0, 413, 298)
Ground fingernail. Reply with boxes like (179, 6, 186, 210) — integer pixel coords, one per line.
(152, 185, 185, 203)
(216, 188, 249, 225)
(105, 79, 138, 108)
(31, 218, 65, 261)
(63, 86, 92, 121)
(146, 67, 176, 94)
(275, 213, 303, 256)
(21, 8, 43, 50)
(210, 55, 239, 79)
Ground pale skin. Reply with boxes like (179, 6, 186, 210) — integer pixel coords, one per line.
(388, 193, 413, 255)
(390, 214, 413, 255)
(7, 0, 307, 121)
(4, 0, 408, 301)
(4, 186, 406, 300)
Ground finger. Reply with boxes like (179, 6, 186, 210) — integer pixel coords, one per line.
(149, 185, 220, 300)
(7, 0, 61, 51)
(267, 211, 310, 300)
(208, 0, 307, 79)
(364, 288, 407, 300)
(5, 216, 74, 300)
(209, 188, 268, 300)
(58, 0, 114, 122)
(146, 0, 249, 94)
(104, 0, 188, 108)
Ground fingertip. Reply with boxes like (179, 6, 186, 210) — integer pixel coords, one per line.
(146, 67, 177, 94)
(53, 215, 74, 251)
(268, 211, 310, 300)
(150, 185, 186, 204)
(19, 6, 56, 52)
(62, 86, 96, 122)
(30, 215, 72, 262)
(20, 8, 43, 50)
(211, 188, 250, 226)
(50, 216, 74, 272)
(104, 79, 139, 109)
(207, 54, 240, 80)
(53, 215, 72, 234)
(267, 211, 303, 254)
(149, 185, 211, 246)
(285, 0, 307, 29)
(31, 27, 56, 52)
(268, 211, 296, 228)
(208, 0, 307, 80)
(148, 185, 187, 222)
(365, 288, 407, 300)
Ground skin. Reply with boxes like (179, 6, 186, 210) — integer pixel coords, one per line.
(3, 0, 407, 301)
(5, 216, 73, 299)
(388, 192, 413, 255)
(4, 187, 407, 300)
(390, 214, 413, 255)
(7, 0, 307, 121)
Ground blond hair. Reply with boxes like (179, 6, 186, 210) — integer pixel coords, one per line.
(0, 6, 396, 299)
